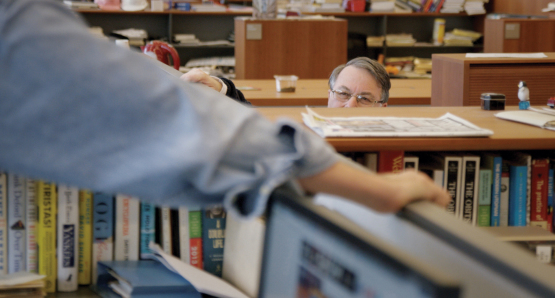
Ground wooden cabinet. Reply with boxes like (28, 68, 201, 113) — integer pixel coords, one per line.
(431, 53, 555, 107)
(234, 18, 348, 79)
(484, 18, 555, 53)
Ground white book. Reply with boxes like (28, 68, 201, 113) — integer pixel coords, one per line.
(25, 178, 38, 273)
(8, 174, 26, 274)
(403, 156, 419, 171)
(178, 207, 190, 263)
(363, 153, 378, 172)
(161, 207, 172, 255)
(57, 185, 79, 292)
(499, 169, 510, 227)
(0, 173, 7, 274)
(114, 195, 140, 261)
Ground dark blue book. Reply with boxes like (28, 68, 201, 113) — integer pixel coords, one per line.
(95, 260, 201, 298)
(202, 206, 226, 277)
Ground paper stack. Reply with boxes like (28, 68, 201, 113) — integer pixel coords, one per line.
(385, 33, 416, 46)
(366, 35, 385, 47)
(444, 28, 482, 46)
(370, 0, 395, 12)
(464, 0, 488, 15)
(440, 0, 465, 13)
(174, 34, 200, 45)
(0, 272, 46, 298)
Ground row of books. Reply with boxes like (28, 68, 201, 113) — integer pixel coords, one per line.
(391, 0, 487, 14)
(367, 28, 481, 48)
(353, 151, 555, 230)
(0, 173, 226, 293)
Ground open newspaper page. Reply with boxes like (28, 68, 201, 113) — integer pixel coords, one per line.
(302, 107, 493, 138)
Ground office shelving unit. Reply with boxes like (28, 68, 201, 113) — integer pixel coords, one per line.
(76, 9, 485, 64)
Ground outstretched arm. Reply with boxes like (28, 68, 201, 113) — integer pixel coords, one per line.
(298, 161, 450, 213)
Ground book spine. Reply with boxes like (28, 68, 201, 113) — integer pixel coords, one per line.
(114, 194, 140, 261)
(179, 206, 190, 264)
(403, 156, 419, 171)
(477, 169, 492, 227)
(508, 165, 527, 226)
(161, 206, 173, 255)
(499, 167, 510, 227)
(140, 202, 156, 259)
(8, 174, 26, 274)
(0, 173, 6, 275)
(202, 206, 226, 277)
(378, 150, 404, 173)
(189, 208, 203, 269)
(171, 208, 181, 258)
(548, 168, 554, 232)
(364, 152, 378, 172)
(461, 156, 480, 225)
(490, 156, 503, 226)
(78, 190, 93, 285)
(25, 178, 38, 273)
(92, 193, 114, 285)
(530, 158, 549, 229)
(36, 180, 57, 293)
(444, 156, 462, 217)
(57, 184, 79, 292)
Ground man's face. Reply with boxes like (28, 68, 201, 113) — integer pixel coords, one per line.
(327, 65, 386, 108)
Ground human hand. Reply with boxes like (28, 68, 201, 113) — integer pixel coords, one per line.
(180, 68, 222, 92)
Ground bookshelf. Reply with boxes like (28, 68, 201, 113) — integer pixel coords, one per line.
(75, 9, 485, 66)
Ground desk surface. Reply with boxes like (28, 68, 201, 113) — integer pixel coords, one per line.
(233, 79, 431, 106)
(255, 106, 555, 152)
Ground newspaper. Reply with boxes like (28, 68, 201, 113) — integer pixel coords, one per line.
(302, 107, 493, 138)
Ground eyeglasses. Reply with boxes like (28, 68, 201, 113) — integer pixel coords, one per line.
(330, 90, 384, 107)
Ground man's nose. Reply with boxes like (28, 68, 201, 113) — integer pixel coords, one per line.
(345, 96, 358, 108)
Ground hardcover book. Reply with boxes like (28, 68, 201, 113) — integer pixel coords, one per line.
(378, 151, 405, 173)
(189, 208, 203, 270)
(499, 165, 510, 227)
(36, 180, 57, 292)
(8, 174, 26, 274)
(25, 178, 38, 273)
(460, 155, 480, 225)
(443, 155, 463, 218)
(178, 207, 190, 264)
(482, 154, 503, 226)
(502, 152, 531, 227)
(114, 195, 140, 261)
(202, 206, 226, 277)
(0, 173, 7, 275)
(508, 164, 528, 226)
(531, 158, 550, 229)
(140, 202, 156, 260)
(160, 207, 173, 255)
(477, 169, 492, 227)
(57, 185, 79, 292)
(91, 192, 114, 285)
(78, 190, 93, 285)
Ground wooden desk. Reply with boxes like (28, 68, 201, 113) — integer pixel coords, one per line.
(431, 53, 555, 107)
(255, 106, 555, 152)
(484, 18, 555, 53)
(234, 79, 431, 106)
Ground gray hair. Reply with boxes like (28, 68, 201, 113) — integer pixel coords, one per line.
(328, 57, 391, 103)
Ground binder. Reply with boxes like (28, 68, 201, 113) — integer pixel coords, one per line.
(94, 260, 201, 298)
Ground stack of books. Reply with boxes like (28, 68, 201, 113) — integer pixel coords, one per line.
(191, 3, 227, 11)
(309, 0, 345, 13)
(63, 0, 99, 9)
(174, 34, 200, 45)
(366, 35, 385, 47)
(464, 0, 488, 15)
(413, 57, 432, 74)
(385, 33, 416, 46)
(443, 28, 482, 46)
(439, 0, 464, 13)
(0, 272, 46, 298)
(370, 0, 395, 12)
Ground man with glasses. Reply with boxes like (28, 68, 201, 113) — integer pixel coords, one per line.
(328, 57, 390, 108)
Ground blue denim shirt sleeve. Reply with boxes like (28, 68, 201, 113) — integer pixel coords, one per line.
(0, 0, 338, 219)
